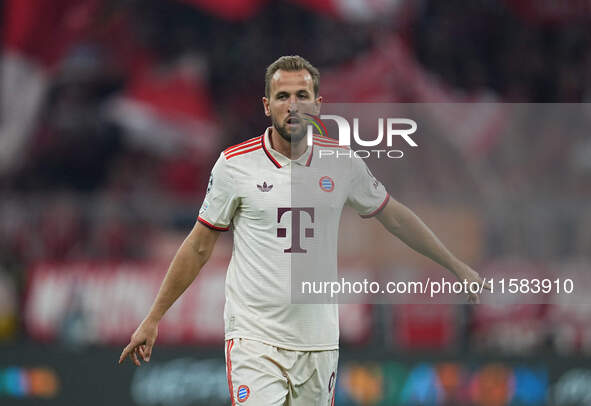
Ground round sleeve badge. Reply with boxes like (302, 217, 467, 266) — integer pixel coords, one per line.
(237, 385, 250, 402)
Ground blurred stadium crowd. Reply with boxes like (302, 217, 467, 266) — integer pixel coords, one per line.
(1, 0, 591, 357)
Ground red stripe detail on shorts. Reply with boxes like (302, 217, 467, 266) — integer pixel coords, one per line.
(331, 390, 335, 406)
(226, 339, 235, 406)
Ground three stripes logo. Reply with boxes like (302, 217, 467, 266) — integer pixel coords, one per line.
(237, 385, 250, 402)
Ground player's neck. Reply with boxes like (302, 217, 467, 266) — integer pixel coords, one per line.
(270, 127, 307, 160)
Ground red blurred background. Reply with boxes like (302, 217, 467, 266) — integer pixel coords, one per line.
(1, 1, 591, 405)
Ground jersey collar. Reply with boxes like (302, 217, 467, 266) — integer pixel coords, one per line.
(262, 127, 314, 168)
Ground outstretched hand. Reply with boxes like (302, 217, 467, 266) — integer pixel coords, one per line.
(452, 262, 491, 304)
(118, 318, 159, 366)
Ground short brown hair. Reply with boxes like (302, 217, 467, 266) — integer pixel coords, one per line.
(265, 55, 320, 98)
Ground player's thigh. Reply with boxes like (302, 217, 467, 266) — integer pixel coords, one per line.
(226, 338, 289, 405)
(288, 349, 338, 406)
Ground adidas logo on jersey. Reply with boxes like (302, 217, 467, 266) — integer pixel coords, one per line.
(257, 182, 273, 192)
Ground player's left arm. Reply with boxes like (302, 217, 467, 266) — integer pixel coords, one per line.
(375, 198, 491, 303)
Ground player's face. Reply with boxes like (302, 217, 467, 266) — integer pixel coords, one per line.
(263, 69, 321, 143)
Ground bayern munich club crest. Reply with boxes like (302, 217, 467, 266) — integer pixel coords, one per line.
(319, 176, 335, 192)
(237, 385, 250, 402)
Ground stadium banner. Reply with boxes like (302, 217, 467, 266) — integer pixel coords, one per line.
(289, 103, 591, 305)
(24, 261, 227, 346)
(1, 344, 591, 406)
(23, 262, 371, 346)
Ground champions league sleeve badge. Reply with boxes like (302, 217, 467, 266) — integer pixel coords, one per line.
(206, 173, 213, 195)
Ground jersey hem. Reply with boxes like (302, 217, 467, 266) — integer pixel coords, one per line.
(224, 334, 339, 352)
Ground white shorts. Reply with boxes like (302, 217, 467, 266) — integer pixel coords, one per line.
(224, 338, 338, 406)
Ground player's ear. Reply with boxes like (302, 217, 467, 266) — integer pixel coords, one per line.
(314, 95, 322, 114)
(262, 97, 271, 117)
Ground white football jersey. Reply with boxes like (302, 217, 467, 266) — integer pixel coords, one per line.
(198, 128, 389, 350)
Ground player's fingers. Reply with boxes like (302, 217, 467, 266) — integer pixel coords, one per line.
(140, 345, 152, 362)
(481, 277, 492, 291)
(131, 348, 141, 367)
(144, 342, 154, 362)
(467, 292, 480, 304)
(118, 343, 133, 364)
(138, 345, 146, 361)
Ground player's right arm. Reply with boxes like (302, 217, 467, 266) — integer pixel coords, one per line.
(118, 221, 220, 366)
(119, 153, 237, 366)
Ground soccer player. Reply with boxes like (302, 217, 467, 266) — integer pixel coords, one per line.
(119, 56, 489, 405)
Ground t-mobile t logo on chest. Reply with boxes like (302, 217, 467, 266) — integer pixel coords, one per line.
(277, 207, 315, 253)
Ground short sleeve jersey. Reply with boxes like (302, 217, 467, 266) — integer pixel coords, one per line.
(198, 128, 389, 350)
